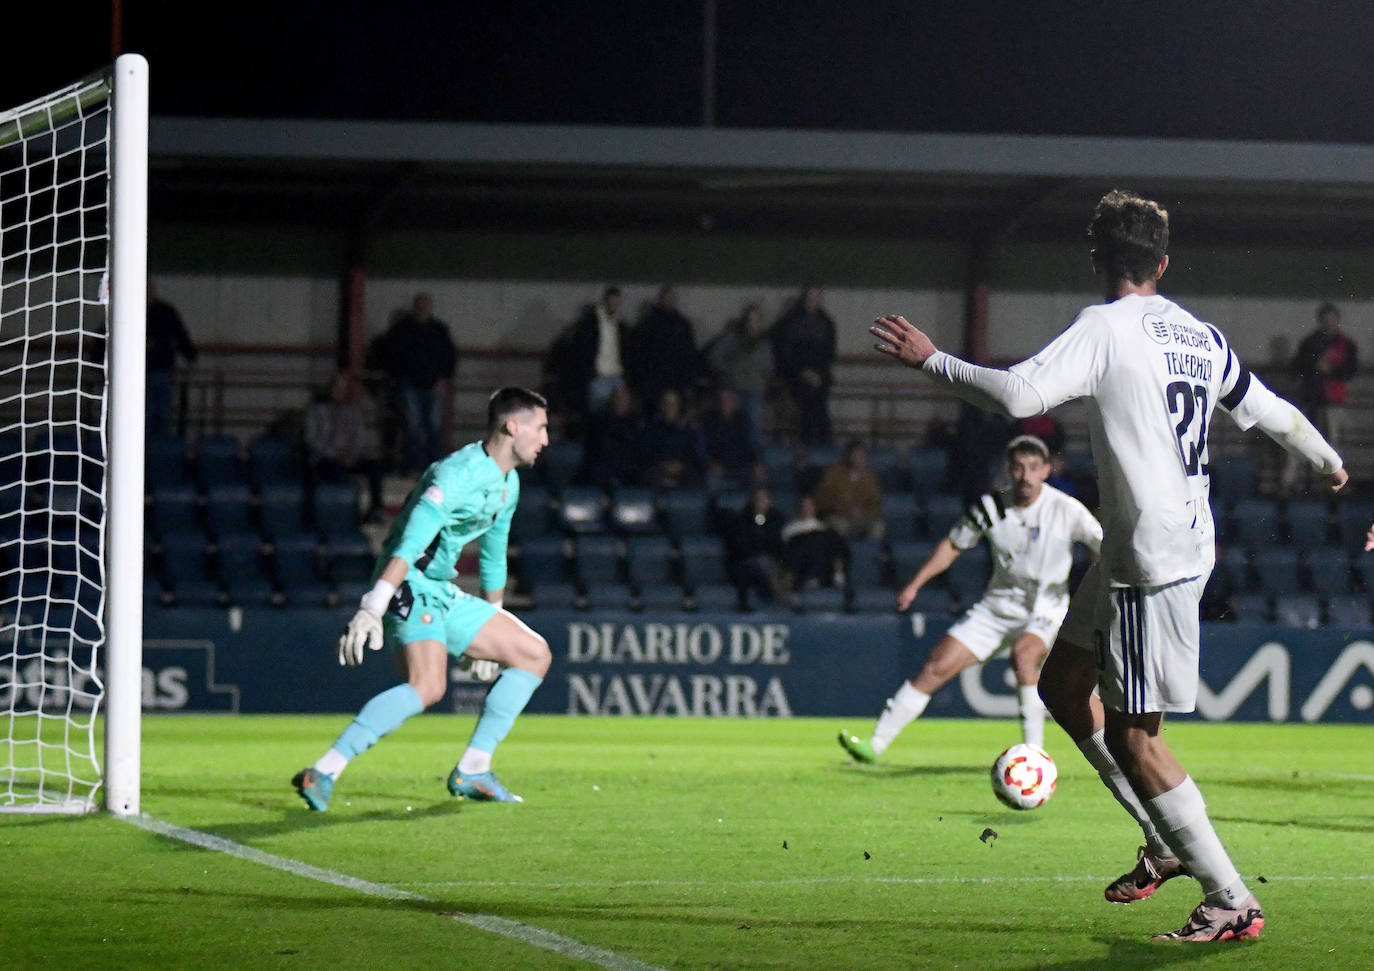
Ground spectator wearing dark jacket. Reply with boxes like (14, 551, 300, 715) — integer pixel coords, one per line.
(381, 293, 457, 473)
(772, 286, 837, 446)
(626, 285, 699, 415)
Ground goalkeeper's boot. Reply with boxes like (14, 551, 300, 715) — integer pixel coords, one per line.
(1153, 894, 1263, 942)
(291, 767, 334, 812)
(1104, 846, 1189, 903)
(837, 730, 877, 764)
(447, 767, 523, 803)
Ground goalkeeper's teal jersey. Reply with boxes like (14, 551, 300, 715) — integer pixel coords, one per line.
(376, 441, 520, 593)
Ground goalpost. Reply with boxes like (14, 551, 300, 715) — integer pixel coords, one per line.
(0, 55, 146, 815)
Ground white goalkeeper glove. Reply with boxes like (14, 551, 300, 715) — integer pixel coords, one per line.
(337, 580, 395, 666)
(458, 655, 501, 682)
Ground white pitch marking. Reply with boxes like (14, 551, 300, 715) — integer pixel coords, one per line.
(123, 814, 661, 971)
(400, 873, 1374, 891)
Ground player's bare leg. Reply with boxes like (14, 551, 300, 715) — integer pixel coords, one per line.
(1040, 640, 1186, 901)
(1104, 709, 1261, 938)
(839, 635, 979, 762)
(447, 610, 552, 802)
(1009, 632, 1049, 748)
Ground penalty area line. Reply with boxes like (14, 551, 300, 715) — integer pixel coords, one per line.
(121, 814, 661, 971)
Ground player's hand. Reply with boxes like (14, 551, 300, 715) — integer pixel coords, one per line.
(1324, 467, 1349, 493)
(871, 315, 938, 368)
(337, 607, 384, 666)
(458, 655, 501, 682)
(1364, 524, 1374, 553)
(896, 582, 921, 612)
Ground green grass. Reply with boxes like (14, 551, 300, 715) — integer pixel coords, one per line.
(3, 715, 1370, 969)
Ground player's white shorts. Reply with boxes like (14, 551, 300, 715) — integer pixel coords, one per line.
(945, 597, 1066, 663)
(1057, 562, 1208, 715)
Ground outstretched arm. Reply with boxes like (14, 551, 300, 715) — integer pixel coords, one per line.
(896, 538, 962, 611)
(871, 315, 1047, 418)
(1250, 395, 1347, 493)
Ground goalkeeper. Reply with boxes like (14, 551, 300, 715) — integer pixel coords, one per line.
(293, 387, 551, 809)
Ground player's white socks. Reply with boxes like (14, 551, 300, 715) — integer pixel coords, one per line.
(1076, 731, 1172, 859)
(870, 682, 930, 757)
(457, 746, 493, 776)
(1018, 685, 1045, 749)
(313, 748, 349, 780)
(1145, 776, 1251, 908)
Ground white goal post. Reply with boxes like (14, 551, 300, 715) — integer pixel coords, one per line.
(0, 55, 146, 815)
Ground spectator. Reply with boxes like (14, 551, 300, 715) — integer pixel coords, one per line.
(1283, 302, 1358, 492)
(703, 302, 773, 450)
(949, 403, 1011, 503)
(772, 286, 837, 446)
(146, 282, 197, 439)
(557, 286, 631, 421)
(699, 385, 760, 489)
(812, 440, 885, 541)
(626, 285, 699, 413)
(305, 372, 385, 521)
(581, 383, 646, 488)
(1011, 413, 1066, 457)
(724, 485, 787, 605)
(780, 494, 849, 593)
(641, 387, 704, 490)
(382, 293, 457, 473)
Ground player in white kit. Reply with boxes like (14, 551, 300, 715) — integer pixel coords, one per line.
(838, 435, 1101, 762)
(871, 190, 1346, 942)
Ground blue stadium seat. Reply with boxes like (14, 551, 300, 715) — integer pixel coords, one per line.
(1326, 593, 1372, 628)
(908, 586, 955, 617)
(204, 482, 257, 539)
(1229, 592, 1270, 622)
(528, 581, 581, 610)
(247, 434, 299, 486)
(145, 436, 192, 488)
(216, 532, 268, 592)
(193, 435, 246, 487)
(270, 533, 327, 602)
(1304, 547, 1351, 595)
(659, 488, 711, 540)
(321, 532, 376, 584)
(846, 539, 887, 590)
(880, 493, 921, 542)
(1252, 547, 1300, 595)
(851, 587, 899, 613)
(679, 536, 730, 589)
(797, 585, 847, 614)
(866, 445, 905, 491)
(537, 440, 584, 490)
(582, 582, 636, 611)
(636, 582, 687, 612)
(709, 489, 750, 533)
(888, 540, 938, 584)
(1228, 498, 1281, 548)
(1337, 504, 1372, 548)
(762, 444, 800, 491)
(574, 534, 624, 587)
(922, 494, 965, 539)
(149, 483, 201, 537)
(1274, 593, 1321, 629)
(311, 481, 361, 538)
(906, 447, 950, 498)
(1208, 453, 1258, 502)
(607, 486, 660, 535)
(556, 485, 608, 534)
(626, 535, 677, 588)
(159, 530, 223, 607)
(510, 484, 553, 540)
(516, 535, 571, 588)
(686, 582, 742, 612)
(1216, 545, 1252, 592)
(1284, 499, 1331, 548)
(258, 482, 308, 540)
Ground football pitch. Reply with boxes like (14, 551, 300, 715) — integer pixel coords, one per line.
(3, 715, 1369, 969)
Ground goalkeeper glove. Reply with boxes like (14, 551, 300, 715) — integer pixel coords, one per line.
(337, 580, 395, 666)
(458, 655, 501, 682)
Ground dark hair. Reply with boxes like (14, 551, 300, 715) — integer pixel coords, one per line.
(602, 285, 621, 300)
(1089, 190, 1169, 285)
(1317, 302, 1340, 321)
(1006, 434, 1050, 462)
(487, 386, 547, 436)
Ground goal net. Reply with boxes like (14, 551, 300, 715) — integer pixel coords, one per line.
(0, 57, 147, 814)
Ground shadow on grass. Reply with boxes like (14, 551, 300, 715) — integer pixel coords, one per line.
(1031, 933, 1261, 970)
(1211, 813, 1374, 835)
(836, 762, 985, 779)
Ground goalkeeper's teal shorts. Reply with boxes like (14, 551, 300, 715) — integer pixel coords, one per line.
(382, 573, 498, 657)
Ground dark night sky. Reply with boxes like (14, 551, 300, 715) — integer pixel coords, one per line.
(5, 1, 1374, 144)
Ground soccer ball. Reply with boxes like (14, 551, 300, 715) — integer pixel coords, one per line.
(990, 743, 1057, 810)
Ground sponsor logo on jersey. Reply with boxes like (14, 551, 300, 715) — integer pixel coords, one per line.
(423, 485, 444, 505)
(421, 612, 433, 625)
(1143, 314, 1171, 345)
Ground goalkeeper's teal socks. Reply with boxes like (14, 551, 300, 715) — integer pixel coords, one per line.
(466, 668, 543, 760)
(332, 683, 426, 764)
